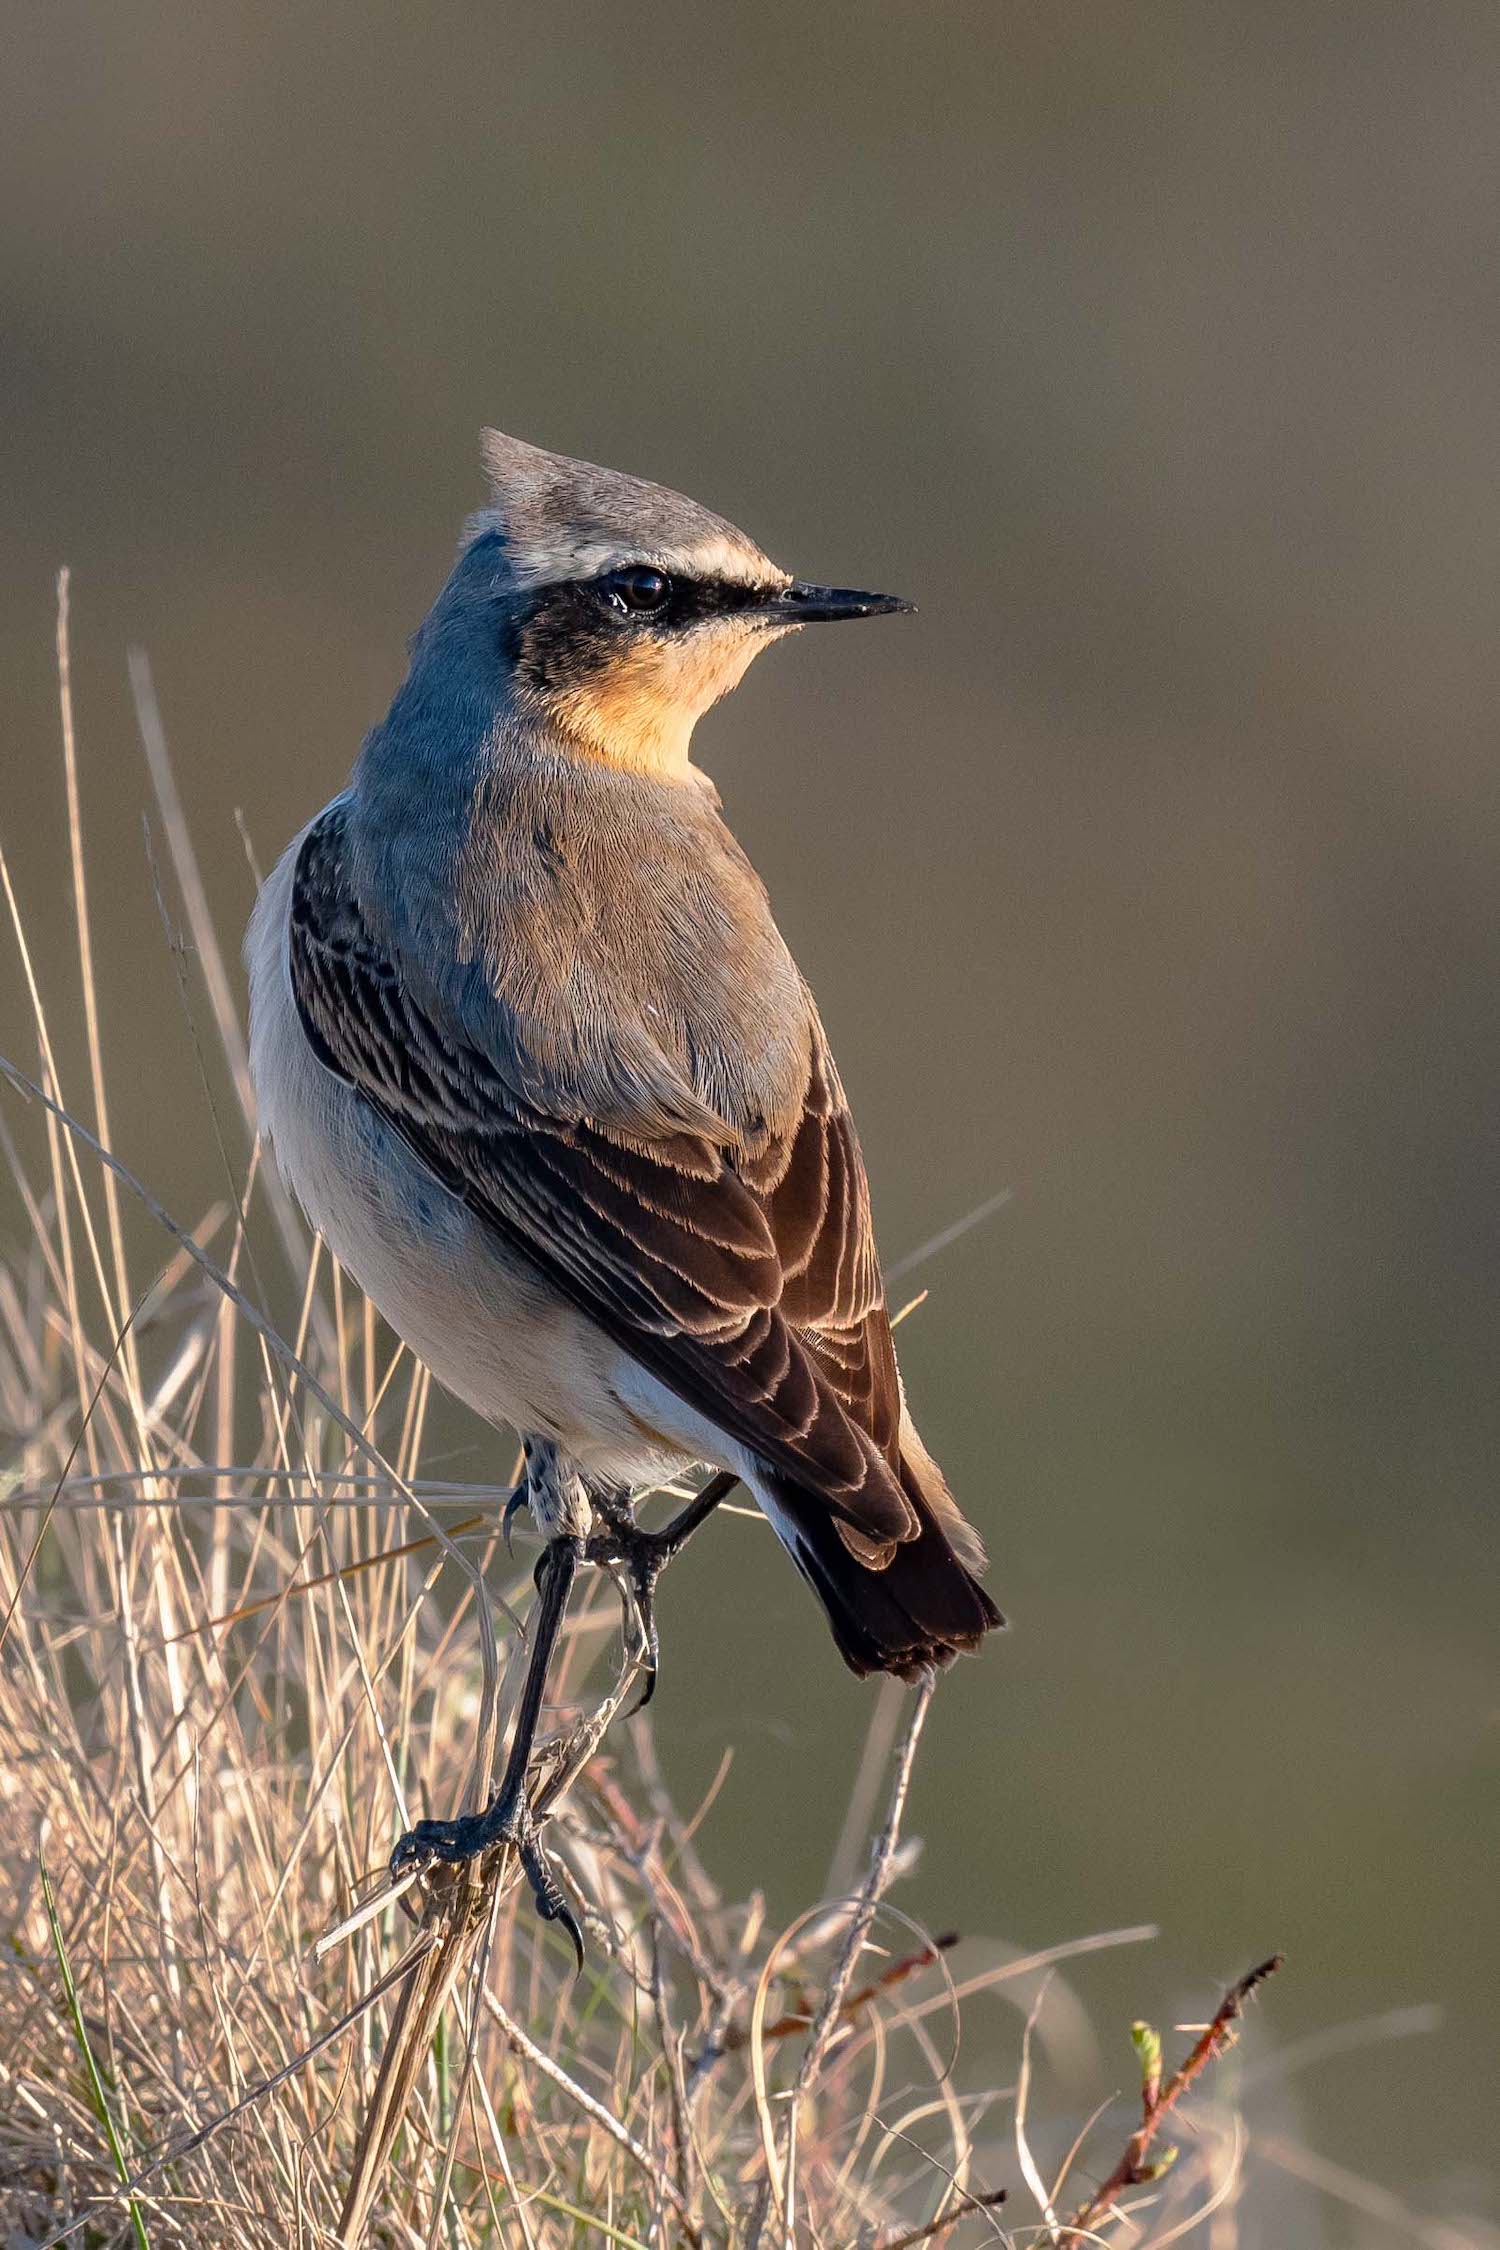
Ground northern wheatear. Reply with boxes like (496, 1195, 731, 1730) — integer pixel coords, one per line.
(247, 433, 1000, 1957)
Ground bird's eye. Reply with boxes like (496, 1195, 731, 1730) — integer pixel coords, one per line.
(601, 565, 671, 616)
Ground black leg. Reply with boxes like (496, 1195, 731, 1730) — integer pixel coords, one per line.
(657, 1468, 739, 1549)
(390, 1534, 586, 1968)
(587, 1470, 738, 1713)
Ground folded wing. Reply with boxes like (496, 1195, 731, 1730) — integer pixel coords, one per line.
(287, 801, 1000, 1668)
(291, 806, 908, 1529)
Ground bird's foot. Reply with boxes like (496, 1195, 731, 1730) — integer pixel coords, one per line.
(389, 1788, 585, 1971)
(584, 1476, 735, 1713)
(585, 1518, 668, 1713)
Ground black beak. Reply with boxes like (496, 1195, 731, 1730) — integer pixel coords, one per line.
(776, 580, 915, 624)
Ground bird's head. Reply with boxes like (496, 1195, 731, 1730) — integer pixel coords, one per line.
(461, 430, 912, 781)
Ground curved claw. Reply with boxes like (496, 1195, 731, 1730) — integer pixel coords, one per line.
(502, 1484, 529, 1556)
(547, 1899, 586, 1977)
(621, 1655, 658, 1720)
(389, 1830, 424, 1882)
(594, 1550, 660, 1718)
(518, 1829, 586, 1974)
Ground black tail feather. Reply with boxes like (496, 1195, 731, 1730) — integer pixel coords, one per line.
(762, 1462, 1003, 1682)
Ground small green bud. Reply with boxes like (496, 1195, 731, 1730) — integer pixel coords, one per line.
(1131, 2019, 1162, 2084)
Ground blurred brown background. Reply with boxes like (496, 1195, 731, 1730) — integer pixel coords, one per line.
(3, 4, 1497, 2236)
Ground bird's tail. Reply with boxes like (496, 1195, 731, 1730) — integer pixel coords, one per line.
(758, 1433, 1003, 1682)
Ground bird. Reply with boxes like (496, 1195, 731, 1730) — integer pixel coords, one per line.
(246, 431, 1002, 1959)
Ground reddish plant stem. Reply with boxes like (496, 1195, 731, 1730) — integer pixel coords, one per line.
(878, 2185, 1009, 2249)
(723, 1930, 959, 2050)
(1057, 1953, 1284, 2245)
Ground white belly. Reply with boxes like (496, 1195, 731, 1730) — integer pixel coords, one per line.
(245, 829, 704, 1486)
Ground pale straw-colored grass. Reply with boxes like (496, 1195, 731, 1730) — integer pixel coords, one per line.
(0, 581, 1444, 2247)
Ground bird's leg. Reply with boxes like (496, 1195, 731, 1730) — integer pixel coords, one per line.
(390, 1533, 586, 1968)
(585, 1470, 738, 1713)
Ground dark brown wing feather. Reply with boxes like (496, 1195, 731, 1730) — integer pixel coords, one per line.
(289, 804, 914, 1541)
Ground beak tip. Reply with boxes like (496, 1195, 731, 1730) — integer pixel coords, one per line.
(783, 582, 918, 624)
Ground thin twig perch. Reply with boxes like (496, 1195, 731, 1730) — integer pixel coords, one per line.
(777, 1674, 934, 2234)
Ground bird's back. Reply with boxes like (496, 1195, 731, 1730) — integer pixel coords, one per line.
(440, 749, 815, 1158)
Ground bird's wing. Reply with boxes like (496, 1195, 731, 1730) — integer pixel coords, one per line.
(287, 804, 915, 1543)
